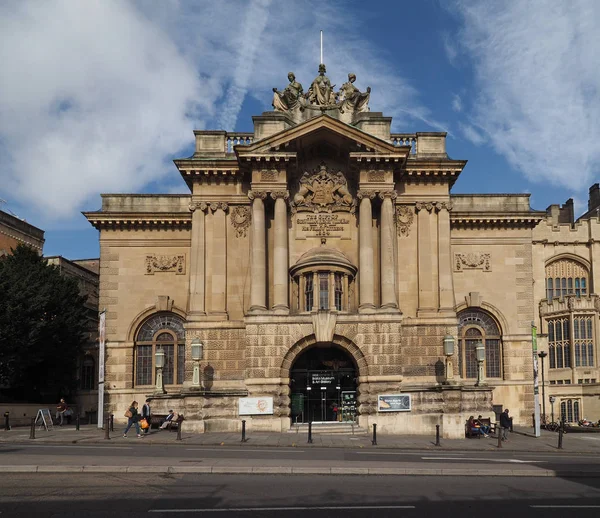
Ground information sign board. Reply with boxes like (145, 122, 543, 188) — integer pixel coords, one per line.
(377, 394, 411, 412)
(238, 397, 274, 416)
(35, 408, 53, 430)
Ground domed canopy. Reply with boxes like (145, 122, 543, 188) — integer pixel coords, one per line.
(290, 246, 357, 276)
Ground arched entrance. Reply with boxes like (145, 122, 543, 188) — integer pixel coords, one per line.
(290, 345, 357, 424)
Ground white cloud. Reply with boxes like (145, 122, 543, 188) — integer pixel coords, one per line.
(452, 94, 462, 112)
(442, 31, 458, 66)
(454, 0, 600, 191)
(0, 0, 443, 221)
(458, 123, 486, 146)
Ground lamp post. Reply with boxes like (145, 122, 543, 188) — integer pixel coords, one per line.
(538, 351, 547, 423)
(443, 335, 455, 383)
(475, 342, 486, 386)
(155, 347, 166, 394)
(550, 395, 556, 423)
(191, 339, 204, 388)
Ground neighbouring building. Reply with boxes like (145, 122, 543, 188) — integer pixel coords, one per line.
(84, 66, 600, 437)
(0, 207, 44, 256)
(46, 256, 100, 421)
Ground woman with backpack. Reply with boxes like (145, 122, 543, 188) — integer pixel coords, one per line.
(123, 400, 143, 438)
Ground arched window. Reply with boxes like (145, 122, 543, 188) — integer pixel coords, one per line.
(457, 309, 502, 379)
(545, 258, 588, 300)
(135, 313, 186, 386)
(81, 355, 95, 391)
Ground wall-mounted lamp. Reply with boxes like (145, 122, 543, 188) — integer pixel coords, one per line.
(443, 335, 455, 382)
(155, 347, 166, 394)
(475, 342, 486, 386)
(191, 339, 204, 387)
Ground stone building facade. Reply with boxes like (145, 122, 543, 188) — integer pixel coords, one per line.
(0, 208, 44, 256)
(85, 69, 600, 437)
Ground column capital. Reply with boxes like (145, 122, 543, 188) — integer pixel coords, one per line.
(209, 201, 229, 213)
(415, 201, 435, 213)
(189, 201, 208, 213)
(357, 190, 376, 200)
(378, 191, 397, 201)
(270, 190, 289, 201)
(248, 190, 268, 201)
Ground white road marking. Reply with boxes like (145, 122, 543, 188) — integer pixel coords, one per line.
(354, 451, 463, 456)
(529, 505, 600, 509)
(149, 505, 416, 513)
(186, 448, 305, 453)
(11, 445, 133, 450)
(422, 457, 544, 464)
(578, 436, 600, 441)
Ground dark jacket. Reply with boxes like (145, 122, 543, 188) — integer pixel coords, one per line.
(128, 406, 140, 422)
(500, 412, 511, 428)
(142, 404, 151, 419)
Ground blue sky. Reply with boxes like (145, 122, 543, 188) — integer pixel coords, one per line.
(1, 0, 599, 259)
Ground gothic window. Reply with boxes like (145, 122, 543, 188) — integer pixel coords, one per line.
(545, 259, 588, 300)
(548, 317, 571, 369)
(560, 399, 580, 423)
(135, 313, 186, 386)
(457, 309, 502, 379)
(574, 316, 594, 367)
(81, 355, 95, 391)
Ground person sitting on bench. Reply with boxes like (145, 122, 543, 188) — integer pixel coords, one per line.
(468, 415, 489, 437)
(159, 410, 178, 430)
(475, 415, 491, 435)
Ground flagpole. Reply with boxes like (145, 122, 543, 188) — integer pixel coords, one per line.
(320, 30, 323, 64)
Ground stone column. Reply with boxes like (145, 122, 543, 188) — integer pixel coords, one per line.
(358, 191, 376, 312)
(416, 202, 438, 315)
(209, 202, 228, 317)
(249, 191, 267, 312)
(379, 191, 398, 310)
(437, 202, 455, 312)
(188, 201, 207, 316)
(271, 191, 289, 314)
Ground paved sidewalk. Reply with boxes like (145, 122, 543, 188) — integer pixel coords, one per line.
(1, 423, 600, 452)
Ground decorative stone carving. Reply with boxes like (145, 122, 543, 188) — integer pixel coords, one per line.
(338, 73, 370, 114)
(230, 206, 251, 237)
(209, 202, 229, 213)
(260, 170, 278, 182)
(454, 253, 491, 272)
(145, 254, 185, 275)
(356, 190, 376, 200)
(271, 191, 289, 201)
(290, 162, 356, 214)
(306, 64, 337, 108)
(368, 170, 385, 182)
(188, 201, 208, 212)
(395, 205, 414, 237)
(248, 191, 267, 201)
(312, 310, 338, 343)
(272, 72, 304, 112)
(415, 201, 435, 213)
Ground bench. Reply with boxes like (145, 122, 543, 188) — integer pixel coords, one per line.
(465, 418, 496, 438)
(150, 414, 184, 431)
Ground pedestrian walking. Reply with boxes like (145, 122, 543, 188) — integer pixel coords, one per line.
(141, 398, 151, 434)
(500, 408, 511, 441)
(123, 401, 143, 438)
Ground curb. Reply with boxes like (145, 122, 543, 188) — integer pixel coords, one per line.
(5, 465, 600, 477)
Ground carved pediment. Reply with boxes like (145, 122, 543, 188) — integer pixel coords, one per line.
(290, 162, 356, 214)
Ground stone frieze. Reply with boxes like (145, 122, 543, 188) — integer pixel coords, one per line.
(230, 206, 251, 237)
(395, 205, 414, 237)
(454, 253, 491, 272)
(145, 254, 185, 275)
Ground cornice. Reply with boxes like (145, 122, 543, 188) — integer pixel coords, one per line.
(84, 212, 191, 231)
(451, 213, 543, 229)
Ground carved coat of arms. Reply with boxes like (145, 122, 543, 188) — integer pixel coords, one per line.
(290, 162, 356, 214)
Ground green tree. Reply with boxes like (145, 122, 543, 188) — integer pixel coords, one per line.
(0, 244, 88, 402)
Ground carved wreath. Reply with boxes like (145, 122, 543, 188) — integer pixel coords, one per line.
(290, 162, 356, 214)
(146, 255, 185, 275)
(230, 206, 251, 237)
(395, 205, 414, 237)
(454, 253, 491, 272)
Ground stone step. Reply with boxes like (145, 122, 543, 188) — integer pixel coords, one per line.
(287, 423, 368, 435)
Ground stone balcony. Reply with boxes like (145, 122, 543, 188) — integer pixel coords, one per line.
(539, 294, 600, 317)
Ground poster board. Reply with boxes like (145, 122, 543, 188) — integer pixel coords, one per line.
(238, 397, 273, 416)
(35, 408, 53, 431)
(377, 394, 411, 413)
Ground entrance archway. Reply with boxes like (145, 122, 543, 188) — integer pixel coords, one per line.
(290, 345, 357, 424)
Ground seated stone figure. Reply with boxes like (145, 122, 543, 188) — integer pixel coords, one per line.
(338, 73, 370, 114)
(307, 64, 336, 106)
(273, 72, 304, 112)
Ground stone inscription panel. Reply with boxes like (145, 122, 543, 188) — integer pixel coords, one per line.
(295, 213, 351, 239)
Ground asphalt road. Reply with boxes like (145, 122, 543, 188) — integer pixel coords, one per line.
(1, 473, 600, 517)
(3, 442, 600, 472)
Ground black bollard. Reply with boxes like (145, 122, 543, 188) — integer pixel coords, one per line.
(176, 421, 182, 441)
(308, 421, 313, 444)
(76, 413, 80, 431)
(372, 423, 377, 446)
(29, 417, 36, 440)
(241, 420, 247, 443)
(104, 415, 110, 440)
(109, 414, 114, 432)
(558, 420, 564, 449)
(4, 411, 9, 431)
(435, 424, 441, 447)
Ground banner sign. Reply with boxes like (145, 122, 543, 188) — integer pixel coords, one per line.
(311, 373, 335, 385)
(377, 394, 411, 412)
(532, 322, 541, 437)
(97, 309, 106, 429)
(238, 397, 274, 416)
